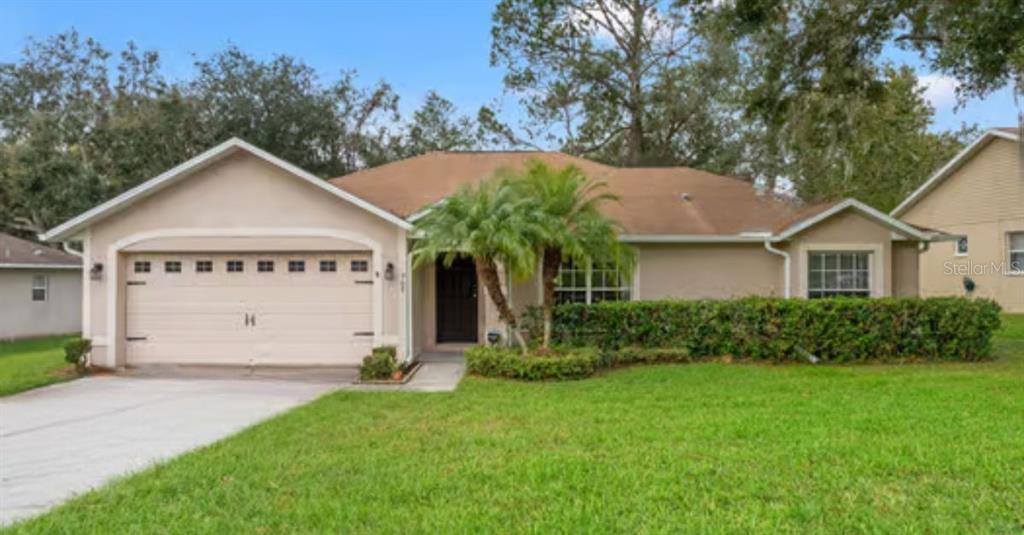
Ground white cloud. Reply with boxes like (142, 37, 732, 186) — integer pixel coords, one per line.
(918, 74, 960, 109)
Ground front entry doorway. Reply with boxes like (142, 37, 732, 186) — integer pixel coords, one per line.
(435, 256, 478, 343)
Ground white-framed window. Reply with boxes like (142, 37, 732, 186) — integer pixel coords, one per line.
(257, 260, 275, 273)
(133, 261, 151, 273)
(955, 236, 969, 256)
(554, 260, 631, 305)
(196, 260, 213, 273)
(350, 260, 369, 272)
(31, 275, 48, 302)
(164, 261, 182, 273)
(288, 260, 305, 273)
(320, 260, 337, 272)
(1009, 232, 1024, 274)
(808, 251, 871, 298)
(226, 260, 244, 273)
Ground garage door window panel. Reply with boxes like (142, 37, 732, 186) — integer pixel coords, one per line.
(134, 261, 151, 273)
(289, 260, 305, 273)
(196, 260, 213, 273)
(257, 260, 274, 273)
(226, 260, 244, 273)
(165, 261, 181, 273)
(320, 260, 337, 272)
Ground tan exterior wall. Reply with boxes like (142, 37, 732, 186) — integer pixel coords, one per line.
(900, 138, 1024, 311)
(891, 242, 920, 297)
(783, 210, 895, 298)
(0, 269, 82, 339)
(82, 151, 408, 368)
(635, 243, 784, 299)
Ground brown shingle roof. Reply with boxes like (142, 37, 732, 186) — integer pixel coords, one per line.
(331, 151, 820, 236)
(996, 126, 1020, 136)
(0, 233, 81, 267)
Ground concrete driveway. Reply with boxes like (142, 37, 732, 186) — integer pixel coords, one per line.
(0, 375, 339, 525)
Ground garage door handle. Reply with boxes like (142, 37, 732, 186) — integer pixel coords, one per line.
(251, 314, 256, 326)
(244, 313, 250, 327)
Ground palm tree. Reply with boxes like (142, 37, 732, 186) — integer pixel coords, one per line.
(411, 179, 539, 354)
(506, 160, 635, 350)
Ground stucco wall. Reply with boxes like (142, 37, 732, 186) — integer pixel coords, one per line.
(82, 151, 408, 367)
(900, 138, 1024, 312)
(635, 243, 784, 299)
(891, 241, 920, 297)
(0, 269, 81, 339)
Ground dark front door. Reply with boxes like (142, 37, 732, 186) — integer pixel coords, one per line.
(436, 257, 478, 343)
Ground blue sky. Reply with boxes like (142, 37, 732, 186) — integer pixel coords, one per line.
(1, 0, 1017, 141)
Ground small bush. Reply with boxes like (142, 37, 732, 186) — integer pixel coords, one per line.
(466, 346, 600, 381)
(64, 338, 91, 372)
(360, 347, 398, 381)
(553, 297, 1002, 362)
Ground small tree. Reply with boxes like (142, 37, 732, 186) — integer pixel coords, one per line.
(506, 160, 635, 350)
(412, 180, 540, 354)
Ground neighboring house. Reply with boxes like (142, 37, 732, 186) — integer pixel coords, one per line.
(0, 233, 82, 340)
(41, 139, 936, 370)
(892, 127, 1023, 312)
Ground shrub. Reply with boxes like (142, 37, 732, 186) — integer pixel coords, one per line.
(553, 297, 1002, 363)
(602, 346, 694, 367)
(359, 346, 399, 381)
(466, 346, 600, 381)
(64, 338, 92, 372)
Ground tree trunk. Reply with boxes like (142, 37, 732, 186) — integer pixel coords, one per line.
(475, 256, 528, 354)
(541, 247, 562, 350)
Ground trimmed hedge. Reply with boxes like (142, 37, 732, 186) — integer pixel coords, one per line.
(466, 346, 600, 381)
(553, 297, 1002, 363)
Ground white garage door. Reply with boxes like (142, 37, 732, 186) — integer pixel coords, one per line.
(125, 252, 374, 366)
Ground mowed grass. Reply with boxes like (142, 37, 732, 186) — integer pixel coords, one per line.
(8, 319, 1024, 533)
(0, 336, 77, 397)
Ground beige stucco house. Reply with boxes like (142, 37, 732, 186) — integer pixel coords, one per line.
(892, 127, 1023, 312)
(42, 139, 936, 370)
(0, 233, 82, 340)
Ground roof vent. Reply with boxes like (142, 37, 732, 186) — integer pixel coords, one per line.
(679, 193, 692, 202)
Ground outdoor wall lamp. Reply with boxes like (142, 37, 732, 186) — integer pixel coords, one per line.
(90, 262, 103, 281)
(384, 262, 395, 281)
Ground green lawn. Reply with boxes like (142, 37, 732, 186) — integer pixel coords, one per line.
(7, 319, 1024, 533)
(0, 336, 77, 397)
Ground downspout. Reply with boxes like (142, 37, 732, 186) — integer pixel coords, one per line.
(62, 241, 86, 260)
(405, 240, 414, 363)
(764, 238, 791, 298)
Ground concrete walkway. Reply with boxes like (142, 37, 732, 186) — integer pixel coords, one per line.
(347, 352, 466, 392)
(0, 357, 464, 525)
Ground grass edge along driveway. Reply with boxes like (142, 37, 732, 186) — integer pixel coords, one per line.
(0, 335, 77, 397)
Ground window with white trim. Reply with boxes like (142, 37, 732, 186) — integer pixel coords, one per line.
(554, 260, 631, 305)
(164, 261, 182, 273)
(288, 260, 305, 273)
(320, 260, 337, 272)
(257, 260, 274, 273)
(1009, 232, 1024, 274)
(196, 260, 213, 273)
(955, 236, 969, 256)
(808, 252, 870, 298)
(133, 261, 151, 273)
(31, 275, 48, 302)
(226, 260, 244, 273)
(350, 260, 369, 272)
